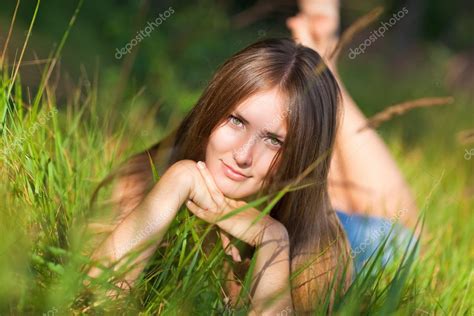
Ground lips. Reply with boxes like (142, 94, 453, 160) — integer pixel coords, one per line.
(220, 160, 249, 181)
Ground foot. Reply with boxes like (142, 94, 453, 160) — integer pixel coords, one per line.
(286, 0, 340, 65)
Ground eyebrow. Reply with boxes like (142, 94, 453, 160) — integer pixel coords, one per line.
(233, 111, 286, 141)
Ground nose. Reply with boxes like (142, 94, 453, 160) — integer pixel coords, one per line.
(232, 134, 256, 168)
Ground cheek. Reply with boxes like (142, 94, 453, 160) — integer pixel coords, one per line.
(205, 125, 280, 187)
(253, 152, 279, 181)
(206, 126, 241, 155)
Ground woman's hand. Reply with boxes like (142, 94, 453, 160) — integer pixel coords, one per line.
(177, 160, 287, 248)
(173, 160, 293, 313)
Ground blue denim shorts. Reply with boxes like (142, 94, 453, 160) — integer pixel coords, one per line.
(335, 210, 417, 273)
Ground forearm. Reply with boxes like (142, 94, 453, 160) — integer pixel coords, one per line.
(248, 228, 293, 315)
(87, 167, 190, 286)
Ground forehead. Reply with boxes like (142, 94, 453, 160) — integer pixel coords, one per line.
(234, 88, 289, 133)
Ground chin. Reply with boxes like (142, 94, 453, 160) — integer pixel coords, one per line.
(206, 160, 256, 199)
(214, 176, 245, 199)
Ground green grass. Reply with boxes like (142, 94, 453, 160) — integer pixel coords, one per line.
(1, 5, 473, 316)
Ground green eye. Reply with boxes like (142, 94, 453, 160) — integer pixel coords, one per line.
(229, 115, 243, 126)
(268, 137, 282, 147)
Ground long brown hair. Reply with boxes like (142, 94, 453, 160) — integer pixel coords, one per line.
(90, 38, 352, 313)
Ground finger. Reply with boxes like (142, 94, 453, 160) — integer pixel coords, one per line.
(185, 199, 207, 219)
(186, 199, 221, 225)
(196, 161, 226, 207)
(188, 166, 218, 212)
(230, 245, 242, 262)
(219, 230, 242, 262)
(224, 196, 245, 211)
(196, 161, 222, 197)
(219, 230, 232, 253)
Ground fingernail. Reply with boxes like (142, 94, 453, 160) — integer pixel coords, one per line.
(232, 248, 242, 262)
(197, 161, 205, 169)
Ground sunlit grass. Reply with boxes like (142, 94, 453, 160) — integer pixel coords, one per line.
(0, 3, 472, 315)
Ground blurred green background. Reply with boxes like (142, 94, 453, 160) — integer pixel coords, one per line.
(1, 0, 472, 130)
(0, 0, 472, 314)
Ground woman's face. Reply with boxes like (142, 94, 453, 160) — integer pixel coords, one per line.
(205, 87, 289, 200)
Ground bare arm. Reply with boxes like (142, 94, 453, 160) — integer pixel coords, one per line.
(87, 161, 192, 288)
(247, 226, 293, 316)
(182, 162, 293, 314)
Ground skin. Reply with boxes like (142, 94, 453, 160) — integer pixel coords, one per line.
(201, 87, 291, 309)
(287, 0, 340, 60)
(204, 87, 288, 201)
(87, 87, 294, 315)
(89, 4, 419, 314)
(287, 0, 419, 227)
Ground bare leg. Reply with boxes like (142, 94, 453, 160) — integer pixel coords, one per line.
(287, 0, 418, 227)
(328, 81, 418, 227)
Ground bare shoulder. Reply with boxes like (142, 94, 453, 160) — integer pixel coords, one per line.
(109, 172, 151, 222)
(162, 159, 199, 184)
(167, 159, 197, 173)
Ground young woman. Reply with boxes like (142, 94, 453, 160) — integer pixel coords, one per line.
(87, 38, 354, 314)
(89, 39, 351, 314)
